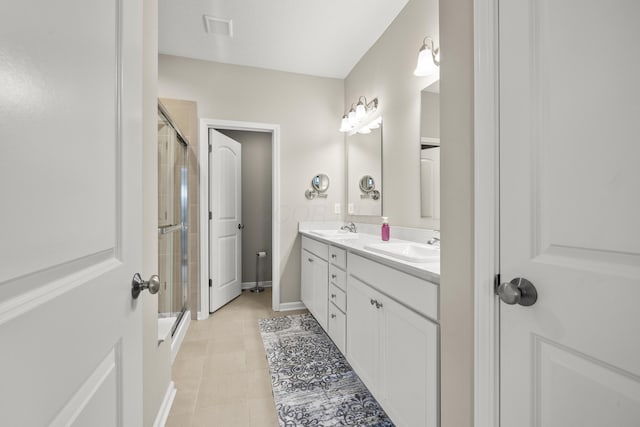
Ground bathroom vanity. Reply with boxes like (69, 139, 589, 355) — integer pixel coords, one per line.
(299, 226, 440, 427)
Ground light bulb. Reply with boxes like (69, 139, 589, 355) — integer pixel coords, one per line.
(339, 116, 350, 132)
(414, 45, 437, 77)
(355, 101, 366, 120)
(348, 109, 356, 126)
(357, 126, 371, 134)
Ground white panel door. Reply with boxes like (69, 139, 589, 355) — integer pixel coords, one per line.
(209, 129, 242, 312)
(499, 1, 640, 426)
(0, 0, 143, 425)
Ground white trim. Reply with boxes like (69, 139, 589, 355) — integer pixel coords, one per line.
(474, 0, 501, 426)
(170, 310, 190, 364)
(278, 301, 306, 311)
(199, 119, 281, 319)
(152, 381, 176, 427)
(241, 280, 273, 290)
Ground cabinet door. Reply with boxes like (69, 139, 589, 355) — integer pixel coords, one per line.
(347, 276, 383, 394)
(301, 249, 314, 314)
(312, 256, 329, 330)
(382, 296, 439, 427)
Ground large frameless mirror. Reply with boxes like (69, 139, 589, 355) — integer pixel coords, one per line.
(347, 123, 382, 216)
(420, 81, 440, 220)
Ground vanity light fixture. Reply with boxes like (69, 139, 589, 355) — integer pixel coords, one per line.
(339, 96, 379, 134)
(414, 36, 440, 77)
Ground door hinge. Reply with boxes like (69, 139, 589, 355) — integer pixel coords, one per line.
(494, 273, 501, 295)
(209, 211, 212, 220)
(209, 278, 212, 288)
(208, 143, 212, 153)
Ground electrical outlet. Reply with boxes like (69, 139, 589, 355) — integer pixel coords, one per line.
(348, 203, 354, 214)
(334, 203, 341, 214)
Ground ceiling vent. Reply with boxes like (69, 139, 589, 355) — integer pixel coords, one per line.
(203, 15, 233, 37)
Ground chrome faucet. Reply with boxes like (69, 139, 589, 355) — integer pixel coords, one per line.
(340, 222, 357, 233)
(427, 234, 440, 246)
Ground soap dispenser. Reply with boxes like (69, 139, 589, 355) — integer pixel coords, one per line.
(381, 216, 390, 241)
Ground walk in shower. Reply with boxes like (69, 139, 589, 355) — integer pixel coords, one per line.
(157, 103, 188, 339)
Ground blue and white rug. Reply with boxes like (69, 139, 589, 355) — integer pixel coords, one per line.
(258, 313, 394, 427)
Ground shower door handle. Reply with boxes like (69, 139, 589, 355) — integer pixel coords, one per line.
(131, 273, 160, 299)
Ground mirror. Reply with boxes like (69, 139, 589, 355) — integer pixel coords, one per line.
(305, 173, 330, 199)
(347, 124, 382, 215)
(312, 174, 330, 192)
(359, 175, 375, 192)
(420, 81, 440, 219)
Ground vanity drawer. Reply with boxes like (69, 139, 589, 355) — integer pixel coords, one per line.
(328, 304, 346, 354)
(329, 283, 346, 312)
(329, 246, 347, 270)
(329, 265, 346, 291)
(302, 236, 328, 261)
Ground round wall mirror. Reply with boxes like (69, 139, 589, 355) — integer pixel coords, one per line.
(311, 174, 330, 192)
(359, 175, 375, 193)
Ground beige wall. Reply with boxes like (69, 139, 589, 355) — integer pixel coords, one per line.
(344, 0, 439, 230)
(219, 130, 273, 285)
(421, 91, 440, 139)
(158, 56, 344, 303)
(440, 0, 475, 426)
(142, 0, 171, 425)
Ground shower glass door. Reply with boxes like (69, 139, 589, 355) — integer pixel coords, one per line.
(157, 107, 188, 335)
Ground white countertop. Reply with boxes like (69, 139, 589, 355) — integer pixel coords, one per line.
(299, 225, 440, 285)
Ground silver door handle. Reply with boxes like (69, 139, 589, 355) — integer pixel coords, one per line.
(131, 273, 160, 299)
(497, 277, 537, 306)
(238, 223, 245, 229)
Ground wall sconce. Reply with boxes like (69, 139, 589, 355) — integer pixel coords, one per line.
(414, 36, 440, 77)
(339, 96, 380, 135)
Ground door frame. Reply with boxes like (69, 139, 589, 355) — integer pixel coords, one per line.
(473, 0, 500, 426)
(198, 118, 281, 319)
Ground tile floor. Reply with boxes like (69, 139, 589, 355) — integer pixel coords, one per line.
(166, 288, 307, 427)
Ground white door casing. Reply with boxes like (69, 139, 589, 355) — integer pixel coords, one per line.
(0, 0, 143, 425)
(499, 1, 640, 426)
(209, 129, 243, 312)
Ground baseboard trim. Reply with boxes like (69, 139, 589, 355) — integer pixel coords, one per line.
(278, 301, 306, 311)
(152, 381, 176, 427)
(171, 311, 190, 365)
(241, 280, 273, 290)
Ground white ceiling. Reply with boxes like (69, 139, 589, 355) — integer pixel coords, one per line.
(158, 0, 410, 79)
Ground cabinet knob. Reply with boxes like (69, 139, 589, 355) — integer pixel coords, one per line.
(375, 301, 383, 309)
(331, 254, 337, 259)
(331, 314, 336, 319)
(370, 298, 376, 306)
(331, 274, 337, 279)
(308, 258, 314, 262)
(331, 293, 336, 298)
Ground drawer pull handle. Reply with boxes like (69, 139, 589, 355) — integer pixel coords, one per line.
(331, 314, 337, 319)
(308, 258, 314, 262)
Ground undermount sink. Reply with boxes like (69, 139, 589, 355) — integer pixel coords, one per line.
(364, 242, 439, 263)
(308, 229, 359, 239)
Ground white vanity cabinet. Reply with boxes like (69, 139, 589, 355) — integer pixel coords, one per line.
(301, 237, 329, 330)
(347, 253, 439, 427)
(327, 246, 347, 353)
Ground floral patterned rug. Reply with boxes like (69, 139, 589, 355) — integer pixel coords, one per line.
(258, 313, 394, 427)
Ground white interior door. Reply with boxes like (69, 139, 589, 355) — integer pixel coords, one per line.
(209, 129, 243, 312)
(499, 1, 640, 425)
(0, 0, 143, 425)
